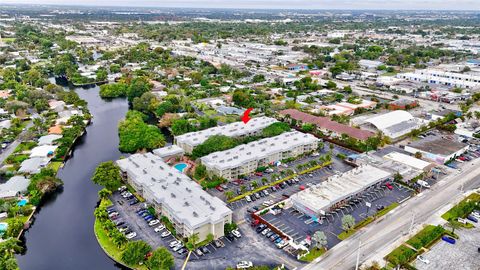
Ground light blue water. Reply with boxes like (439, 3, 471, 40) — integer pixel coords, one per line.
(17, 199, 28, 206)
(0, 223, 8, 232)
(174, 163, 188, 173)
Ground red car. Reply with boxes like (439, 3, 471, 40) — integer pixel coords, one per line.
(385, 183, 393, 190)
(255, 172, 263, 176)
(215, 186, 224, 192)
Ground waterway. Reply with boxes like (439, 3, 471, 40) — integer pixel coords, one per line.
(16, 85, 129, 270)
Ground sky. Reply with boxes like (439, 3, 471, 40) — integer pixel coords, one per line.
(1, 0, 479, 10)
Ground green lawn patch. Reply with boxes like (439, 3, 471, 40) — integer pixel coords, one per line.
(13, 141, 37, 153)
(299, 247, 326, 262)
(47, 161, 63, 172)
(441, 193, 480, 221)
(385, 244, 417, 266)
(406, 225, 445, 250)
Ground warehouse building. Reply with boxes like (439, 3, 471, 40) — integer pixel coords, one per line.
(116, 153, 232, 242)
(201, 131, 319, 180)
(174, 116, 278, 153)
(364, 110, 425, 139)
(404, 136, 469, 164)
(290, 165, 392, 218)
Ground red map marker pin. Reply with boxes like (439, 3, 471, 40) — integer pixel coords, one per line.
(242, 108, 253, 124)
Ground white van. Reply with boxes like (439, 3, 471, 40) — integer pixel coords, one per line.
(417, 180, 430, 188)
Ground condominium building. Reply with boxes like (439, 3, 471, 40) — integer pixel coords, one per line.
(116, 153, 232, 242)
(200, 131, 319, 180)
(174, 116, 278, 153)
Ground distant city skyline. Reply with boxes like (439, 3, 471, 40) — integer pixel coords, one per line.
(1, 0, 480, 10)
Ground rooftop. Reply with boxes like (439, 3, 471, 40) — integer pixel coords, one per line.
(116, 153, 231, 229)
(175, 116, 278, 147)
(201, 131, 318, 170)
(407, 136, 468, 156)
(279, 109, 374, 141)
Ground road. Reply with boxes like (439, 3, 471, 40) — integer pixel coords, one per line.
(0, 121, 34, 165)
(303, 159, 480, 270)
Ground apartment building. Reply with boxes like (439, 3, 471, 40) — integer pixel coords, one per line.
(174, 116, 278, 153)
(200, 131, 319, 180)
(116, 153, 232, 242)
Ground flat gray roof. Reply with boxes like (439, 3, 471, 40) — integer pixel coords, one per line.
(201, 131, 319, 170)
(116, 153, 231, 229)
(175, 116, 278, 147)
(153, 145, 184, 158)
(408, 136, 468, 156)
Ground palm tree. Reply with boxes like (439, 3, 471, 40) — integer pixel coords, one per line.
(240, 185, 247, 193)
(112, 230, 128, 248)
(251, 181, 258, 188)
(0, 238, 23, 257)
(187, 233, 200, 250)
(261, 177, 269, 185)
(94, 207, 108, 222)
(225, 190, 234, 200)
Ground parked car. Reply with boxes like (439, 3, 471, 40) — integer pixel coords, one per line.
(226, 233, 235, 241)
(245, 196, 252, 203)
(261, 228, 271, 236)
(236, 261, 253, 269)
(200, 246, 210, 254)
(195, 249, 204, 256)
(161, 231, 171, 238)
(417, 180, 430, 188)
(173, 244, 184, 252)
(148, 219, 160, 226)
(169, 240, 180, 248)
(467, 215, 478, 223)
(215, 186, 224, 192)
(126, 232, 137, 239)
(385, 182, 393, 190)
(177, 248, 188, 255)
(417, 255, 430, 264)
(232, 229, 242, 238)
(213, 240, 224, 248)
(441, 235, 456, 244)
(255, 172, 263, 176)
(154, 225, 165, 232)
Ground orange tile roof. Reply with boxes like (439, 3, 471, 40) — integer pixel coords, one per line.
(48, 125, 63, 135)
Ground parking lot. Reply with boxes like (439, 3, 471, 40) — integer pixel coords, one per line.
(261, 181, 413, 250)
(413, 226, 480, 270)
(110, 192, 301, 270)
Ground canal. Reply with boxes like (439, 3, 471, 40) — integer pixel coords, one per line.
(16, 85, 128, 270)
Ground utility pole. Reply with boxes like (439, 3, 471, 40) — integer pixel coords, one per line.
(409, 212, 416, 234)
(355, 240, 362, 270)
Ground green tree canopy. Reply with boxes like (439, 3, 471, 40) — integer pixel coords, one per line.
(92, 161, 122, 191)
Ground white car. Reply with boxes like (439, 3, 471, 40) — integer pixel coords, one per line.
(161, 231, 171, 238)
(417, 255, 430, 264)
(169, 240, 180, 248)
(172, 244, 184, 252)
(245, 196, 252, 202)
(231, 229, 242, 238)
(148, 219, 160, 226)
(126, 232, 137, 239)
(154, 225, 165, 232)
(236, 261, 253, 269)
(471, 212, 480, 219)
(261, 228, 271, 236)
(276, 240, 288, 249)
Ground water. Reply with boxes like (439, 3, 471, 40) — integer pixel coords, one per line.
(16, 86, 129, 270)
(173, 162, 188, 173)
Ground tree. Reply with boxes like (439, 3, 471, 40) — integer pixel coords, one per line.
(446, 219, 460, 234)
(186, 233, 200, 250)
(414, 152, 422, 159)
(312, 231, 328, 250)
(94, 207, 108, 222)
(118, 112, 165, 153)
(224, 222, 237, 234)
(171, 119, 195, 136)
(145, 247, 174, 270)
(341, 215, 355, 231)
(126, 77, 152, 103)
(92, 161, 122, 191)
(98, 188, 112, 200)
(0, 238, 22, 270)
(225, 190, 235, 200)
(121, 240, 152, 266)
(111, 230, 128, 248)
(132, 92, 158, 114)
(5, 218, 24, 238)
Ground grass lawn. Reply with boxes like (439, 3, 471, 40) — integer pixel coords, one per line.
(1, 37, 16, 43)
(47, 161, 63, 172)
(441, 193, 480, 221)
(299, 247, 326, 262)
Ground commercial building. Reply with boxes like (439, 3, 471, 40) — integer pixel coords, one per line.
(404, 136, 469, 164)
(279, 109, 375, 141)
(364, 110, 425, 139)
(397, 69, 480, 89)
(116, 153, 232, 242)
(201, 131, 319, 180)
(174, 117, 278, 153)
(290, 165, 391, 218)
(383, 151, 434, 172)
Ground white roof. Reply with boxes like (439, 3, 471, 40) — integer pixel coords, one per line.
(38, 134, 62, 145)
(116, 153, 231, 230)
(175, 116, 278, 148)
(365, 110, 414, 130)
(290, 164, 391, 213)
(0, 175, 30, 198)
(30, 145, 58, 158)
(383, 152, 433, 171)
(152, 145, 184, 158)
(201, 131, 318, 170)
(18, 157, 51, 174)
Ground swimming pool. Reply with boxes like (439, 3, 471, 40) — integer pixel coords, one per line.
(174, 163, 188, 173)
(0, 223, 8, 232)
(17, 199, 28, 207)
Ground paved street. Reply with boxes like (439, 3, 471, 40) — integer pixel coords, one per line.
(303, 158, 480, 270)
(0, 121, 33, 165)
